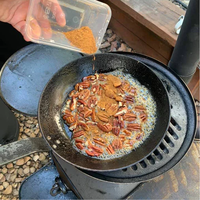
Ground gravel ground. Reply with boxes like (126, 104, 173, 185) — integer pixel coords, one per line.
(0, 29, 132, 200)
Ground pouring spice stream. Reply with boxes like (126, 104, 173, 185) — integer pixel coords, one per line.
(63, 26, 97, 54)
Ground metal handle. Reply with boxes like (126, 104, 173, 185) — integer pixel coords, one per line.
(0, 137, 50, 166)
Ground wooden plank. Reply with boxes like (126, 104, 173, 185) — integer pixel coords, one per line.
(103, 0, 186, 46)
(109, 17, 168, 64)
(103, 0, 173, 61)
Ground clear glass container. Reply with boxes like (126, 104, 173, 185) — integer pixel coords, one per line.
(25, 0, 111, 54)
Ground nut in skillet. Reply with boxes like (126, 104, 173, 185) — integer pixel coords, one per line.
(62, 71, 157, 160)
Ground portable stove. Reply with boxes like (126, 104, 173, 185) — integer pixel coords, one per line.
(18, 52, 198, 199)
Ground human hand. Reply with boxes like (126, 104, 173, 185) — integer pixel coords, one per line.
(0, 0, 66, 41)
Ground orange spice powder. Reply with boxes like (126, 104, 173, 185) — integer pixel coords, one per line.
(63, 26, 97, 54)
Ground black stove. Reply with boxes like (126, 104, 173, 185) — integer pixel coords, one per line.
(19, 53, 198, 200)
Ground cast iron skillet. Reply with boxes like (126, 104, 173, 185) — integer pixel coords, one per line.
(38, 53, 170, 172)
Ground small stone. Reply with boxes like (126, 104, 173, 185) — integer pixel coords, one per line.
(41, 159, 49, 165)
(18, 168, 24, 176)
(0, 185, 4, 190)
(7, 163, 13, 169)
(34, 128, 40, 135)
(2, 168, 7, 174)
(16, 158, 25, 166)
(3, 182, 9, 188)
(118, 43, 127, 51)
(21, 135, 28, 139)
(3, 185, 12, 195)
(27, 120, 33, 124)
(39, 154, 46, 161)
(23, 167, 30, 175)
(26, 161, 31, 166)
(20, 116, 25, 121)
(24, 129, 30, 134)
(30, 133, 36, 137)
(19, 123, 24, 127)
(107, 34, 116, 42)
(5, 174, 11, 181)
(10, 174, 17, 182)
(106, 29, 113, 35)
(22, 165, 27, 169)
(33, 155, 39, 162)
(24, 157, 31, 163)
(12, 183, 18, 188)
(30, 167, 35, 173)
(100, 42, 110, 49)
(13, 188, 18, 196)
(35, 163, 39, 169)
(44, 152, 49, 156)
(19, 127, 24, 132)
(8, 168, 15, 174)
(14, 165, 19, 169)
(15, 113, 19, 118)
(14, 169, 18, 175)
(15, 178, 22, 183)
(0, 174, 5, 182)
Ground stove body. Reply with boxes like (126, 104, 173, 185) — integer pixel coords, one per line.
(19, 53, 198, 199)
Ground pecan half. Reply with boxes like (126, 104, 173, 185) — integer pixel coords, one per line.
(112, 138, 122, 150)
(123, 113, 137, 121)
(123, 129, 132, 136)
(136, 132, 144, 141)
(112, 127, 120, 136)
(91, 85, 99, 94)
(63, 116, 75, 124)
(77, 99, 87, 106)
(83, 75, 96, 82)
(79, 89, 90, 101)
(106, 145, 115, 154)
(127, 87, 137, 95)
(77, 121, 89, 131)
(93, 137, 106, 146)
(85, 149, 100, 157)
(79, 81, 90, 89)
(87, 96, 97, 108)
(91, 145, 104, 154)
(91, 108, 96, 122)
(97, 112, 109, 123)
(114, 106, 128, 117)
(118, 116, 125, 128)
(125, 95, 135, 103)
(70, 97, 77, 111)
(127, 123, 141, 131)
(75, 139, 84, 143)
(97, 123, 112, 133)
(140, 113, 147, 122)
(135, 105, 146, 112)
(107, 74, 122, 87)
(73, 130, 85, 138)
(76, 143, 84, 150)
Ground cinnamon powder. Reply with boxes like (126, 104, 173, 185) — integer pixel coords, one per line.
(63, 26, 97, 54)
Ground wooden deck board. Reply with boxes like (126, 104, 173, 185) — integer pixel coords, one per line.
(120, 0, 185, 46)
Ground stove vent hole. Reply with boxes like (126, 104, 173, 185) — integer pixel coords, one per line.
(164, 135, 174, 147)
(122, 168, 127, 172)
(147, 155, 155, 165)
(170, 117, 181, 131)
(139, 161, 147, 168)
(159, 143, 169, 154)
(168, 127, 179, 140)
(153, 149, 163, 160)
(131, 165, 138, 171)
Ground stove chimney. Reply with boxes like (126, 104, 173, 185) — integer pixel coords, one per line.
(168, 0, 199, 84)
